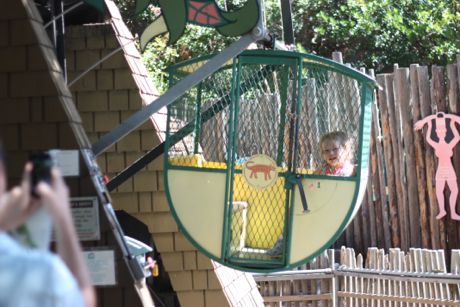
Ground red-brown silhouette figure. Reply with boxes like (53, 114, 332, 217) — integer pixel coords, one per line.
(414, 112, 460, 220)
(245, 161, 276, 180)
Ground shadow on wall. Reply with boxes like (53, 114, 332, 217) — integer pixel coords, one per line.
(115, 210, 180, 307)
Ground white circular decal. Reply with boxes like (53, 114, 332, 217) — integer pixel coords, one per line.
(242, 154, 278, 189)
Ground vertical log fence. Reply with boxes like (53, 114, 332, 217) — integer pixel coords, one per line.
(333, 54, 460, 256)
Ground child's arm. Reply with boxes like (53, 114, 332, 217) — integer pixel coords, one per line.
(37, 169, 96, 307)
(313, 162, 325, 175)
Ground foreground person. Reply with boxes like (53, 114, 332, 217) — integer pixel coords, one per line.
(0, 143, 96, 307)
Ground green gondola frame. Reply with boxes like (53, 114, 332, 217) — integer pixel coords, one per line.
(164, 49, 375, 272)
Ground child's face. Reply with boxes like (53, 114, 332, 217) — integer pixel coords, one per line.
(321, 139, 346, 168)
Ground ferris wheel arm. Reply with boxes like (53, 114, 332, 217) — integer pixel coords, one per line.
(92, 28, 270, 156)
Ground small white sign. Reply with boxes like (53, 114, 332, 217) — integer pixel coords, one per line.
(49, 149, 80, 176)
(71, 197, 100, 241)
(83, 249, 116, 286)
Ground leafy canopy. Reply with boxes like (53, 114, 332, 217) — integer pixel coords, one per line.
(115, 0, 460, 92)
(290, 0, 460, 72)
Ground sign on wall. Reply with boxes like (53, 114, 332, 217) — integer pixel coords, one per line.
(70, 197, 100, 241)
(49, 149, 80, 176)
(83, 249, 116, 286)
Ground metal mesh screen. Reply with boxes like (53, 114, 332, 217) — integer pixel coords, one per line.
(229, 63, 292, 263)
(167, 60, 234, 164)
(296, 65, 362, 174)
(166, 52, 367, 268)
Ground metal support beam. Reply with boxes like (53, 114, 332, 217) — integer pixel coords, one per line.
(92, 31, 267, 156)
(44, 1, 84, 28)
(80, 149, 146, 282)
(50, 0, 67, 80)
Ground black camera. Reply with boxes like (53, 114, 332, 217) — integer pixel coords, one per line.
(30, 152, 54, 197)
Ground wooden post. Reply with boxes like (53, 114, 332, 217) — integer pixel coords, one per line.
(410, 64, 431, 249)
(417, 66, 440, 249)
(365, 149, 377, 247)
(384, 73, 407, 250)
(457, 55, 460, 92)
(376, 74, 400, 248)
(268, 276, 276, 307)
(371, 71, 391, 250)
(451, 249, 460, 301)
(369, 113, 385, 249)
(328, 249, 337, 307)
(407, 249, 417, 304)
(310, 256, 318, 307)
(395, 67, 421, 248)
(446, 63, 460, 254)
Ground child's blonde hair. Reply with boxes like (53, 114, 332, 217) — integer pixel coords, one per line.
(320, 131, 349, 148)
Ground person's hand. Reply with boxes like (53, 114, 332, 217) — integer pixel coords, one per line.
(35, 168, 71, 223)
(414, 120, 425, 131)
(0, 163, 38, 231)
(445, 113, 460, 125)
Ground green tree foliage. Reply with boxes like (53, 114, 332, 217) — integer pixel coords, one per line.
(290, 0, 460, 72)
(114, 0, 237, 92)
(141, 26, 236, 92)
(115, 0, 459, 90)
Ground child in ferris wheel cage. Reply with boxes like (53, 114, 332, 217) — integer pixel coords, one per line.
(267, 131, 356, 257)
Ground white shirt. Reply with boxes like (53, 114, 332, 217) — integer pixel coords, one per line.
(0, 233, 84, 307)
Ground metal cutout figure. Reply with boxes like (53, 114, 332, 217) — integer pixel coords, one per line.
(82, 0, 260, 50)
(135, 0, 260, 50)
(414, 112, 460, 220)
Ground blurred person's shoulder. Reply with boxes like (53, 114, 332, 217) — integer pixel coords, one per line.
(0, 233, 85, 307)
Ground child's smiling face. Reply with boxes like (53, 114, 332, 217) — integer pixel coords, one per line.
(321, 139, 346, 168)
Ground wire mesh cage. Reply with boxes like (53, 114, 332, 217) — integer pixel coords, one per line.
(164, 50, 375, 272)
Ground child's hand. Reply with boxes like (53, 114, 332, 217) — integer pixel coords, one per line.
(0, 163, 38, 231)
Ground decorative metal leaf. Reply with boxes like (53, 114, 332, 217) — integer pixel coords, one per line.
(135, 0, 151, 15)
(83, 0, 105, 13)
(188, 0, 227, 27)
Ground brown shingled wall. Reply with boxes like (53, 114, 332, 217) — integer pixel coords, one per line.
(66, 22, 236, 307)
(67, 17, 264, 305)
(1, 1, 142, 307)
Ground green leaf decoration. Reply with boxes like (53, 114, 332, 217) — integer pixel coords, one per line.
(188, 0, 228, 27)
(140, 0, 260, 49)
(135, 0, 151, 15)
(216, 0, 259, 37)
(83, 0, 105, 13)
(159, 0, 187, 44)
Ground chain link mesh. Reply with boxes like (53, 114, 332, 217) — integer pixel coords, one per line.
(230, 63, 291, 263)
(166, 53, 364, 267)
(296, 65, 361, 174)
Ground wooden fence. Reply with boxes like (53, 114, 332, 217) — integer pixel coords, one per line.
(333, 54, 460, 257)
(255, 247, 460, 306)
